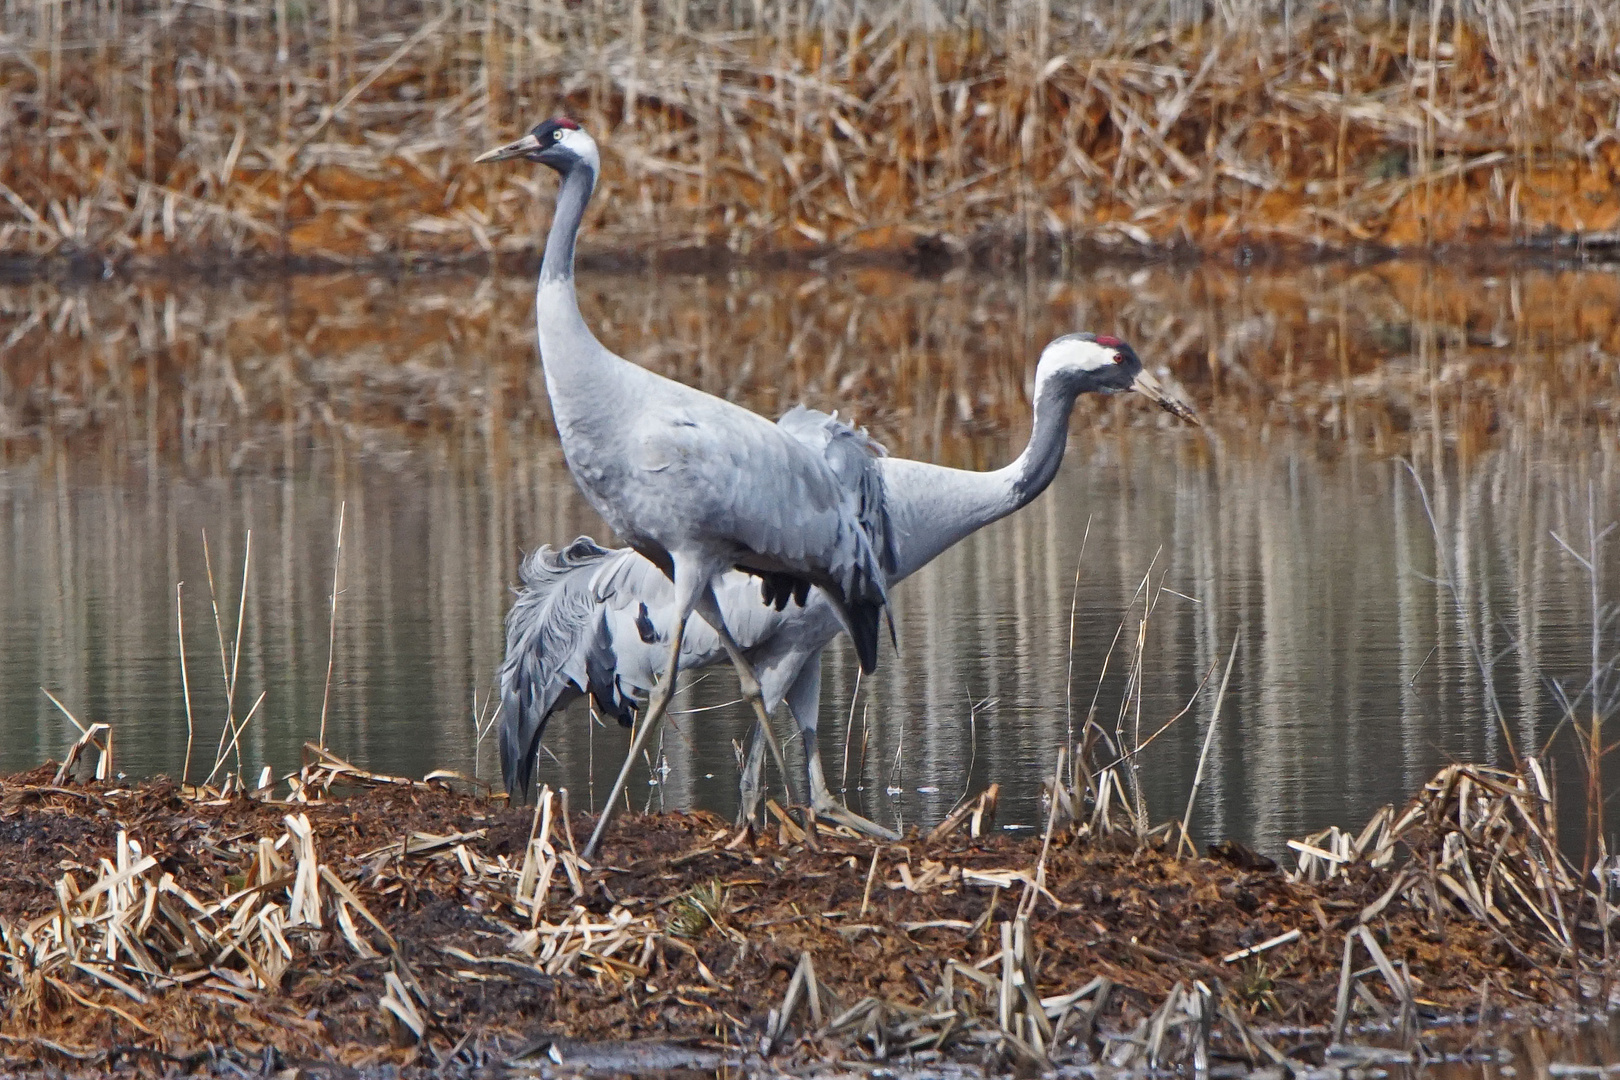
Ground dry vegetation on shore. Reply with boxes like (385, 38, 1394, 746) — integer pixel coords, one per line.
(0, 751, 1615, 1077)
(4, 0, 1620, 266)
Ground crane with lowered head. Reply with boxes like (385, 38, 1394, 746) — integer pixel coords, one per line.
(497, 331, 1199, 838)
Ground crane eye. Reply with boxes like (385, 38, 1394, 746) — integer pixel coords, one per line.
(1113, 351, 1127, 364)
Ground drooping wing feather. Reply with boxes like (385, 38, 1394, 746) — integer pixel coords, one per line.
(497, 536, 619, 798)
(776, 405, 896, 575)
(500, 535, 812, 799)
(499, 406, 900, 798)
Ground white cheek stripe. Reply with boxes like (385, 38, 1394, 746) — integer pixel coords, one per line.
(1076, 344, 1115, 371)
(559, 129, 600, 170)
(1046, 340, 1113, 372)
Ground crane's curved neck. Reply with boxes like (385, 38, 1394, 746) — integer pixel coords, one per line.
(883, 374, 1079, 582)
(541, 163, 595, 286)
(999, 374, 1077, 508)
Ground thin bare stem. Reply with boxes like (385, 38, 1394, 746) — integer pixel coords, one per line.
(178, 582, 195, 786)
(318, 501, 346, 749)
(201, 530, 234, 768)
(839, 666, 860, 798)
(204, 690, 268, 788)
(227, 530, 252, 776)
(1063, 515, 1093, 791)
(1180, 632, 1241, 857)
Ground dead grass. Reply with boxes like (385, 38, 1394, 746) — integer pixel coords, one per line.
(3, 1, 1620, 264)
(0, 749, 1613, 1075)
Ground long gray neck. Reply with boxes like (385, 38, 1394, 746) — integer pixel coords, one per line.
(534, 160, 627, 439)
(541, 163, 595, 284)
(1002, 374, 1077, 505)
(881, 374, 1079, 582)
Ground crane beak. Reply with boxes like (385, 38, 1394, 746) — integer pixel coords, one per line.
(1130, 369, 1201, 425)
(475, 132, 543, 164)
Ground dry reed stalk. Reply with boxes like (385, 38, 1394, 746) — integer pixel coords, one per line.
(4, 1, 1620, 264)
(202, 690, 267, 788)
(1062, 515, 1092, 792)
(1178, 632, 1240, 857)
(316, 501, 345, 750)
(176, 582, 194, 787)
(195, 529, 258, 784)
(40, 689, 112, 783)
(226, 531, 250, 777)
(200, 531, 233, 768)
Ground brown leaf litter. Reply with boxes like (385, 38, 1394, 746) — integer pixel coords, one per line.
(0, 750, 1613, 1077)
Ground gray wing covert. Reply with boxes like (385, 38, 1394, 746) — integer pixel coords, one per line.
(777, 405, 897, 576)
(639, 401, 893, 671)
(711, 408, 893, 670)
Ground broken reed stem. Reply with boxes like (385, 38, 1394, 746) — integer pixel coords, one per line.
(41, 688, 112, 782)
(1180, 633, 1240, 858)
(177, 582, 194, 787)
(196, 529, 258, 786)
(203, 689, 268, 787)
(859, 845, 880, 919)
(317, 501, 346, 750)
(228, 530, 252, 776)
(1018, 748, 1065, 921)
(201, 530, 232, 769)
(1579, 483, 1609, 896)
(41, 686, 87, 738)
(1063, 516, 1093, 793)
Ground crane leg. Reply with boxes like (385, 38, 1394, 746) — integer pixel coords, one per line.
(782, 662, 899, 841)
(582, 611, 688, 860)
(737, 727, 767, 826)
(804, 740, 900, 841)
(739, 664, 897, 839)
(695, 587, 795, 809)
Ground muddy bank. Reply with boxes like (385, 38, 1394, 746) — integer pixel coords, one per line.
(0, 750, 1611, 1077)
(4, 2, 1620, 266)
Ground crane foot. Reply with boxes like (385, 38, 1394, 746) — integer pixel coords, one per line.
(812, 798, 899, 841)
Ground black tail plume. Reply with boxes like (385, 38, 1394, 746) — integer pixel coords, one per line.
(848, 598, 883, 674)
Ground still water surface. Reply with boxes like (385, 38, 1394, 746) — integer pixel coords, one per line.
(0, 261, 1615, 858)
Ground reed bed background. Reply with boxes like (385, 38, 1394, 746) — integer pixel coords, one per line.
(3, 0, 1620, 264)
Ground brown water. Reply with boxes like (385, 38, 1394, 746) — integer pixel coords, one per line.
(0, 260, 1616, 860)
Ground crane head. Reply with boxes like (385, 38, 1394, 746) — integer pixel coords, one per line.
(475, 117, 600, 176)
(1036, 333, 1200, 425)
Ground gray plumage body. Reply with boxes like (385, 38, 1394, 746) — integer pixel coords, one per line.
(478, 117, 906, 854)
(526, 134, 892, 666)
(498, 335, 1199, 810)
